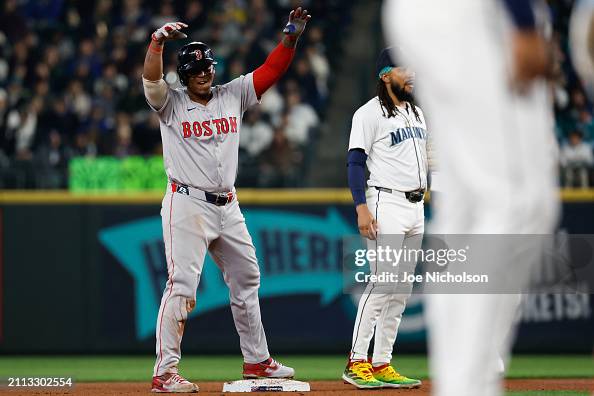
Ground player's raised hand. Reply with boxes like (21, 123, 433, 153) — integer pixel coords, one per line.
(152, 22, 188, 43)
(356, 205, 378, 240)
(283, 7, 311, 38)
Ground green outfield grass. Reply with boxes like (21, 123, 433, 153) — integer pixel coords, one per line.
(0, 355, 591, 383)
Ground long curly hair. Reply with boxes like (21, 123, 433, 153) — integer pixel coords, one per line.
(377, 79, 420, 122)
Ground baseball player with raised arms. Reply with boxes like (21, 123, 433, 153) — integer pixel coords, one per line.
(343, 48, 427, 389)
(142, 7, 311, 393)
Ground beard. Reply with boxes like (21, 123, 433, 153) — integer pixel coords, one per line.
(391, 81, 415, 103)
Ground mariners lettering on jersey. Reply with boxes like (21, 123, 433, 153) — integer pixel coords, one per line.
(390, 126, 427, 146)
(181, 116, 238, 139)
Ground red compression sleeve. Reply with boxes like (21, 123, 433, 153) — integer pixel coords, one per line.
(253, 42, 295, 97)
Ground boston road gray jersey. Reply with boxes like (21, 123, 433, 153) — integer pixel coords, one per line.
(348, 97, 429, 191)
(147, 73, 259, 192)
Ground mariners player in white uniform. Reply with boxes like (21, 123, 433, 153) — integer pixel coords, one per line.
(343, 48, 427, 389)
(142, 8, 311, 393)
(386, 1, 559, 395)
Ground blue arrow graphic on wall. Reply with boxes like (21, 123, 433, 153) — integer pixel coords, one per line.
(99, 207, 356, 340)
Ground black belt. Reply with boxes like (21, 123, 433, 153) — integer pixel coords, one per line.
(171, 182, 235, 206)
(375, 186, 425, 203)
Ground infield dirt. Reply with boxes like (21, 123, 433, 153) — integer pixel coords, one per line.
(0, 379, 592, 395)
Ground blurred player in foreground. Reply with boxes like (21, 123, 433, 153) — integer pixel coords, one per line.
(343, 48, 427, 389)
(142, 7, 310, 393)
(569, 2, 594, 393)
(570, 0, 594, 101)
(384, 0, 559, 395)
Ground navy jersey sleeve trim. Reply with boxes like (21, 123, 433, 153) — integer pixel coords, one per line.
(347, 148, 368, 206)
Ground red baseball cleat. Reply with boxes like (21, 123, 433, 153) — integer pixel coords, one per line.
(151, 373, 199, 393)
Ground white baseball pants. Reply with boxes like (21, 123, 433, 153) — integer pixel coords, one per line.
(350, 188, 424, 364)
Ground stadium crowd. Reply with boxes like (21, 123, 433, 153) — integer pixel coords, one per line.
(549, 0, 594, 187)
(0, 0, 592, 189)
(0, 0, 342, 188)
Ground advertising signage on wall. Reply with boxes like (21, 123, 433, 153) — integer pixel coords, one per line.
(0, 191, 592, 353)
(98, 208, 352, 340)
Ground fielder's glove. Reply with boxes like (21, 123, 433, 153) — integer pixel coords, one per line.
(152, 22, 188, 43)
(282, 7, 311, 38)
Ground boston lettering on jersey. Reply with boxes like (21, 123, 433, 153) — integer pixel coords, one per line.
(390, 126, 427, 146)
(181, 116, 238, 138)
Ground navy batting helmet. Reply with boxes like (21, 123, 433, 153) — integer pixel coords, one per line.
(177, 42, 217, 86)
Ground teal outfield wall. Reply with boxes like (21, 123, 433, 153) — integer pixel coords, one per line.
(0, 200, 592, 353)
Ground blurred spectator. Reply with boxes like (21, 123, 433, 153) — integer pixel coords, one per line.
(39, 98, 78, 143)
(151, 2, 179, 30)
(34, 129, 71, 188)
(0, 88, 8, 146)
(23, 0, 65, 24)
(258, 127, 302, 187)
(7, 98, 43, 161)
(94, 64, 128, 96)
(291, 58, 320, 108)
(224, 56, 247, 82)
(282, 89, 319, 146)
(183, 1, 207, 28)
(305, 44, 329, 100)
(0, 40, 8, 84)
(576, 110, 594, 140)
(72, 132, 97, 158)
(116, 0, 150, 43)
(133, 112, 162, 155)
(570, 88, 591, 115)
(240, 108, 273, 157)
(94, 0, 115, 34)
(72, 38, 102, 82)
(560, 130, 594, 188)
(65, 80, 92, 121)
(260, 86, 284, 119)
(113, 113, 138, 158)
(118, 64, 146, 113)
(36, 129, 71, 169)
(0, 0, 28, 42)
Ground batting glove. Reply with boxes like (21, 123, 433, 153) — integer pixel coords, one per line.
(152, 22, 188, 43)
(282, 7, 311, 38)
